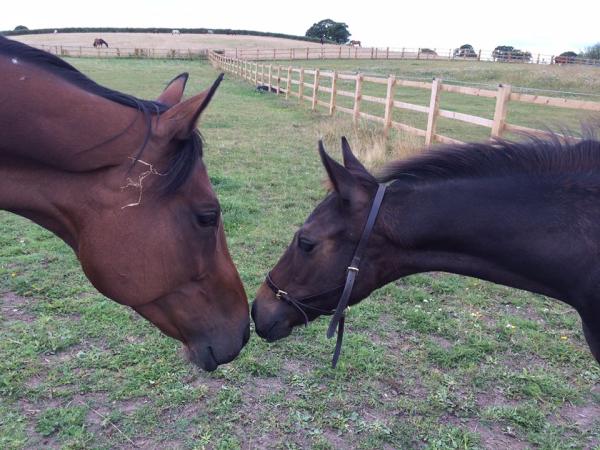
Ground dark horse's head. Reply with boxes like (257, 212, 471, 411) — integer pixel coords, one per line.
(0, 37, 249, 370)
(252, 138, 391, 341)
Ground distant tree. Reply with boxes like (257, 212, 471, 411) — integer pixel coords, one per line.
(14, 25, 28, 31)
(453, 44, 477, 58)
(555, 51, 578, 64)
(493, 45, 531, 62)
(305, 19, 350, 44)
(582, 43, 600, 60)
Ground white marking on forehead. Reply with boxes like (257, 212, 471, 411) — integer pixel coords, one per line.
(11, 58, 18, 64)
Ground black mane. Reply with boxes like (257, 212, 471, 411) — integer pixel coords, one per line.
(0, 36, 201, 194)
(378, 133, 600, 185)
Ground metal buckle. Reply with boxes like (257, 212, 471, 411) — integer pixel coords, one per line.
(347, 266, 359, 273)
(276, 289, 288, 299)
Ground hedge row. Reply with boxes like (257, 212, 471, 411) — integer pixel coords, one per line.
(1, 27, 322, 43)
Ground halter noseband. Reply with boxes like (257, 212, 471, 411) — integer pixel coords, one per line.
(265, 183, 387, 368)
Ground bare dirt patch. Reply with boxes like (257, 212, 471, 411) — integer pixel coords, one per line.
(464, 420, 529, 450)
(555, 403, 600, 430)
(0, 291, 35, 322)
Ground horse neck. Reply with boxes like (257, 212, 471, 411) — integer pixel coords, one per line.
(0, 57, 147, 171)
(380, 176, 594, 306)
(0, 58, 150, 249)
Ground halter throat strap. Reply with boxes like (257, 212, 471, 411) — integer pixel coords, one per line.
(265, 183, 387, 368)
(326, 183, 387, 367)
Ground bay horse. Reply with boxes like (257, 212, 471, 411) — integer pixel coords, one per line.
(0, 36, 249, 371)
(252, 136, 600, 366)
(349, 40, 361, 47)
(93, 38, 108, 48)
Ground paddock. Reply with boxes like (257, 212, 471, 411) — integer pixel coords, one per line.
(0, 55, 599, 448)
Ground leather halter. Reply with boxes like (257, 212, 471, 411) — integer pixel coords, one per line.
(265, 184, 387, 367)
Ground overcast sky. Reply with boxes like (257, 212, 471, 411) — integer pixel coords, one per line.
(2, 0, 598, 55)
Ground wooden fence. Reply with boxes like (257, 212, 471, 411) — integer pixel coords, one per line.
(35, 44, 209, 60)
(209, 51, 600, 145)
(217, 47, 600, 66)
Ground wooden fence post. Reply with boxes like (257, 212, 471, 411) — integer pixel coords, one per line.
(383, 75, 396, 137)
(286, 66, 292, 99)
(276, 66, 281, 94)
(425, 78, 442, 145)
(312, 69, 320, 111)
(353, 74, 363, 123)
(254, 62, 258, 85)
(299, 68, 305, 103)
(268, 65, 272, 91)
(329, 71, 338, 115)
(492, 84, 512, 138)
(386, 47, 390, 59)
(306, 47, 309, 59)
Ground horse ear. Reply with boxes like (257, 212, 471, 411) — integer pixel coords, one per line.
(156, 73, 189, 107)
(318, 140, 357, 201)
(340, 137, 372, 177)
(156, 73, 224, 141)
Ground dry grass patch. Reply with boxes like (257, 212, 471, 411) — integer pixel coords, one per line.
(11, 32, 336, 51)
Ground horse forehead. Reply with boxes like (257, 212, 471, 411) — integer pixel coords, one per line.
(183, 162, 217, 199)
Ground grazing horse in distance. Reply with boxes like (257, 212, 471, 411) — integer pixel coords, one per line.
(349, 40, 361, 47)
(93, 38, 108, 48)
(0, 36, 250, 371)
(252, 136, 600, 367)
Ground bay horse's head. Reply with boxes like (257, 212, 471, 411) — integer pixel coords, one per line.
(0, 36, 249, 370)
(252, 138, 391, 342)
(76, 75, 250, 371)
(1, 38, 249, 370)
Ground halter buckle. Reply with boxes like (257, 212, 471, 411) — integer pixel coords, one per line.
(347, 266, 359, 273)
(276, 289, 288, 299)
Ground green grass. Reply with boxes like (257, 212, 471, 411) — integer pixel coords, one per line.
(1, 58, 599, 449)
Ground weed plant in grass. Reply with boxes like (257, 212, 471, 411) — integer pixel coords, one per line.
(0, 58, 598, 449)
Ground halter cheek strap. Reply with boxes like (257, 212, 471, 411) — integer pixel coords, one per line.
(266, 183, 387, 368)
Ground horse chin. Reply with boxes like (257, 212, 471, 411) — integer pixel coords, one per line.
(184, 343, 219, 372)
(184, 324, 250, 371)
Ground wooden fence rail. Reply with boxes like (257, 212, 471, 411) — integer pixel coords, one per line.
(209, 51, 600, 146)
(33, 44, 209, 60)
(218, 46, 600, 66)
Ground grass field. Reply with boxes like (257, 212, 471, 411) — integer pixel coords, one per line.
(1, 57, 599, 449)
(11, 32, 336, 51)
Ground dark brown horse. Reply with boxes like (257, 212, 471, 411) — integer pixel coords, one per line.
(252, 136, 600, 366)
(0, 36, 249, 371)
(93, 38, 109, 48)
(348, 40, 361, 47)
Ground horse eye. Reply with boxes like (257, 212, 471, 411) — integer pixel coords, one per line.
(298, 237, 316, 252)
(196, 212, 218, 227)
